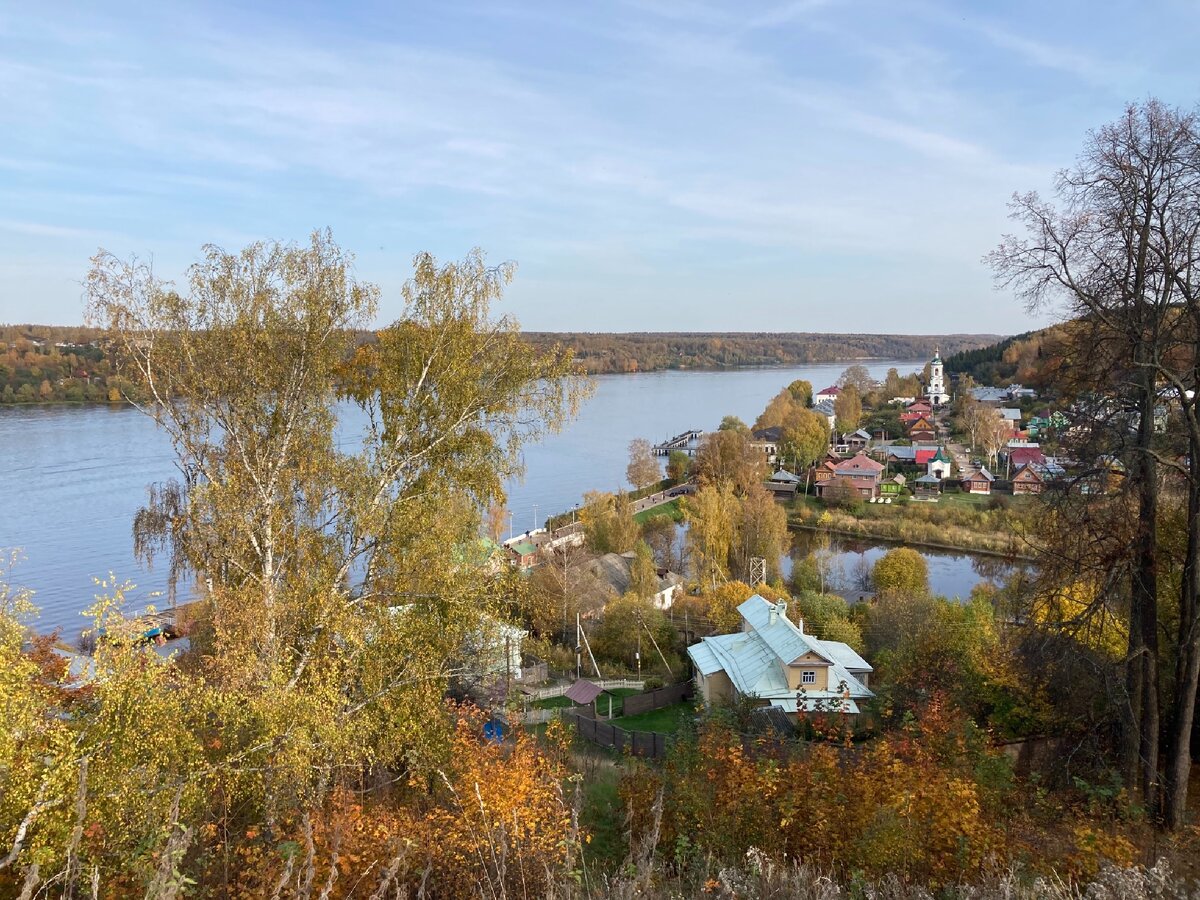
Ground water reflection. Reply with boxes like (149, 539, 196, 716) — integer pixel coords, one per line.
(782, 529, 1026, 601)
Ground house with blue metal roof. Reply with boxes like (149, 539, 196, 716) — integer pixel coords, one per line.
(687, 595, 873, 718)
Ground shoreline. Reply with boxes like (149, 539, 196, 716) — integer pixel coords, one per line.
(788, 521, 1035, 561)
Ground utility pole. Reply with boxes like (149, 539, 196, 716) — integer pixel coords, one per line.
(533, 504, 539, 533)
(575, 612, 581, 681)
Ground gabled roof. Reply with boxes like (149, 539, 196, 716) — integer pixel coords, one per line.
(768, 469, 801, 484)
(685, 596, 874, 710)
(914, 448, 938, 465)
(752, 426, 784, 442)
(565, 680, 604, 704)
(833, 451, 884, 476)
(813, 400, 836, 416)
(1012, 463, 1044, 482)
(931, 446, 951, 463)
(964, 467, 994, 482)
(970, 387, 1010, 403)
(1008, 446, 1046, 467)
(816, 384, 840, 396)
(999, 407, 1022, 420)
(915, 473, 942, 484)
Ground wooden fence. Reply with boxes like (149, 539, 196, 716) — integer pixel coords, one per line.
(621, 681, 693, 717)
(561, 710, 671, 759)
(520, 678, 645, 702)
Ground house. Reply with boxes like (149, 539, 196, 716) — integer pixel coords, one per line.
(961, 467, 995, 494)
(765, 468, 802, 497)
(506, 540, 539, 570)
(970, 386, 1010, 404)
(687, 595, 874, 719)
(1006, 446, 1046, 470)
(927, 446, 952, 480)
(877, 443, 938, 466)
(914, 473, 943, 500)
(811, 456, 839, 486)
(812, 399, 837, 432)
(842, 428, 871, 451)
(880, 473, 905, 497)
(906, 416, 937, 442)
(816, 451, 884, 498)
(1011, 463, 1045, 495)
(813, 385, 840, 405)
(750, 426, 784, 464)
(585, 552, 684, 610)
(913, 446, 940, 466)
(468, 617, 528, 681)
(998, 408, 1023, 433)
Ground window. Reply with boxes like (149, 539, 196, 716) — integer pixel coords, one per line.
(802, 670, 816, 685)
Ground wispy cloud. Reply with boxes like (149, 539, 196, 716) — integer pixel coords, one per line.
(0, 220, 101, 239)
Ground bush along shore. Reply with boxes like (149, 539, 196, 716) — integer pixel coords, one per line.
(788, 493, 1035, 558)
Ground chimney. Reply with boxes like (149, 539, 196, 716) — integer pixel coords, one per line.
(796, 616, 804, 634)
(768, 604, 777, 626)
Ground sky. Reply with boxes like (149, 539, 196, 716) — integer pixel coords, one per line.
(1, 1, 1197, 334)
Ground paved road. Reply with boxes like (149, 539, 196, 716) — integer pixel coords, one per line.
(632, 483, 694, 514)
(947, 441, 973, 475)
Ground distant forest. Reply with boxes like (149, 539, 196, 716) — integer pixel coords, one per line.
(523, 332, 1003, 374)
(0, 325, 1004, 402)
(942, 330, 1044, 386)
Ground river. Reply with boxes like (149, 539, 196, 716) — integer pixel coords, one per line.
(0, 359, 972, 635)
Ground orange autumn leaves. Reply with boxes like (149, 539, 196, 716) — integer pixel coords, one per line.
(228, 709, 575, 899)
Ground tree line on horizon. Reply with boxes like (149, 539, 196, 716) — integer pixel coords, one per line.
(522, 330, 1001, 374)
(0, 324, 1000, 403)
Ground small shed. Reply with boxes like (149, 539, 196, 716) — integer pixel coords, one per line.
(765, 468, 802, 496)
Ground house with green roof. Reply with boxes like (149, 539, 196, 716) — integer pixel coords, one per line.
(687, 595, 873, 719)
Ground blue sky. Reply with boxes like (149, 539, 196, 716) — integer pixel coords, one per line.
(1, 1, 1196, 333)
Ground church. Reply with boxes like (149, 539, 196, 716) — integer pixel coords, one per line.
(925, 348, 950, 406)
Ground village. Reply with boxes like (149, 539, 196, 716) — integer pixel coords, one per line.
(471, 347, 1096, 756)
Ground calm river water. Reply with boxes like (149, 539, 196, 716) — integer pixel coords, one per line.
(0, 359, 997, 635)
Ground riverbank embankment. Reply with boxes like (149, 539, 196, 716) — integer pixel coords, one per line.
(788, 494, 1036, 559)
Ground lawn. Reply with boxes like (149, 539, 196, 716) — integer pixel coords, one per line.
(610, 701, 693, 734)
(535, 687, 643, 715)
(531, 695, 575, 710)
(634, 497, 682, 524)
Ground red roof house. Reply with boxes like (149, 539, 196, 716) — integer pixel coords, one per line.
(817, 451, 885, 498)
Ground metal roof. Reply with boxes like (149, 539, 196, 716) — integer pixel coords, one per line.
(565, 679, 604, 704)
(687, 596, 874, 706)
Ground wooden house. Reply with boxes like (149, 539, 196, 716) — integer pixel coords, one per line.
(1011, 463, 1044, 495)
(961, 467, 995, 495)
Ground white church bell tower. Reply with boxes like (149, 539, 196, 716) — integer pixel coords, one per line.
(926, 347, 950, 406)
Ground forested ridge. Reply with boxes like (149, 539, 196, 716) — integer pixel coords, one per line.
(0, 325, 1002, 401)
(521, 331, 1002, 373)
